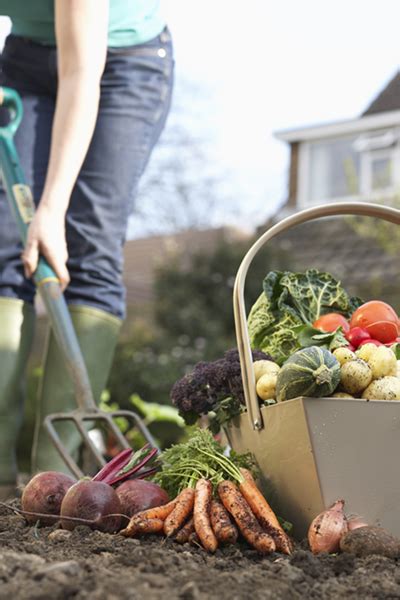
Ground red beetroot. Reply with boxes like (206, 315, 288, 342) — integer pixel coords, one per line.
(21, 471, 76, 526)
(60, 480, 122, 533)
(116, 479, 169, 518)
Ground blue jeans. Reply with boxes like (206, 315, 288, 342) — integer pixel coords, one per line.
(0, 30, 174, 319)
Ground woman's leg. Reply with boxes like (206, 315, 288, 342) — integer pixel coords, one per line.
(32, 29, 174, 472)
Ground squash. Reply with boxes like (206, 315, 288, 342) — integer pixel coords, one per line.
(276, 346, 341, 402)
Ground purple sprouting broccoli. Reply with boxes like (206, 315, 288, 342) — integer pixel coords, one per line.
(170, 348, 273, 431)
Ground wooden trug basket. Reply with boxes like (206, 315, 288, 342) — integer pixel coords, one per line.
(225, 201, 400, 539)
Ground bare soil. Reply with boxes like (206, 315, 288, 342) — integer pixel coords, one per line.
(1, 501, 400, 600)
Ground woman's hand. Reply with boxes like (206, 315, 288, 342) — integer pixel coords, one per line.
(22, 206, 70, 290)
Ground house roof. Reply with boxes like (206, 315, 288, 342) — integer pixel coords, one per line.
(123, 226, 251, 305)
(362, 71, 400, 116)
(275, 70, 400, 143)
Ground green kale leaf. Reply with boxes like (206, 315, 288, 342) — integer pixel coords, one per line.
(248, 269, 362, 364)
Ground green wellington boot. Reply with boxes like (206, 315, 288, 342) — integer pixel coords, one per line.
(31, 304, 122, 476)
(0, 297, 35, 500)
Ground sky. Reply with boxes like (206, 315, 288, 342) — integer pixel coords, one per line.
(156, 0, 400, 231)
(1, 1, 399, 235)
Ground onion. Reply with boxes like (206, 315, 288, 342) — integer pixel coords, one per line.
(308, 499, 348, 554)
(21, 471, 76, 526)
(60, 480, 122, 533)
(116, 479, 169, 518)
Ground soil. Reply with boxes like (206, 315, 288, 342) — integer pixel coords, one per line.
(1, 501, 400, 600)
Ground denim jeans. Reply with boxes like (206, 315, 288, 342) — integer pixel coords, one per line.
(0, 29, 174, 319)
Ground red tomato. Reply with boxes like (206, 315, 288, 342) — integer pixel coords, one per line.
(313, 313, 350, 333)
(345, 327, 371, 348)
(349, 301, 399, 343)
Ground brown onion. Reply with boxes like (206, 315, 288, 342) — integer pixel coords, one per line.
(308, 499, 348, 554)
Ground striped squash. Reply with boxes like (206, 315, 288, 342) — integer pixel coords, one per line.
(275, 346, 340, 402)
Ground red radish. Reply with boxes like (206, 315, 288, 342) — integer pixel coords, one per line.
(21, 471, 76, 525)
(60, 480, 122, 533)
(116, 479, 169, 518)
(345, 327, 371, 348)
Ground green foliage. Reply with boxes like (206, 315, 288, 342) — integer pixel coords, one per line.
(153, 427, 257, 497)
(107, 236, 291, 444)
(345, 194, 400, 256)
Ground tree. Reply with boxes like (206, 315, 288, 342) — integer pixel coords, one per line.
(127, 76, 242, 238)
(108, 235, 291, 418)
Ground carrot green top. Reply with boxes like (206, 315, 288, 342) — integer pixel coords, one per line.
(0, 0, 165, 47)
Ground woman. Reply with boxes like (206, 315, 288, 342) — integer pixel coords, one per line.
(0, 0, 174, 498)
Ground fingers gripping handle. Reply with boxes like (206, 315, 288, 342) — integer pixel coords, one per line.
(233, 202, 400, 431)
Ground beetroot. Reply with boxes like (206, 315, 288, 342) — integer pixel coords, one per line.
(116, 479, 169, 518)
(60, 480, 122, 533)
(21, 471, 76, 526)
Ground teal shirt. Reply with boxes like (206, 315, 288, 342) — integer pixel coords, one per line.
(0, 0, 165, 47)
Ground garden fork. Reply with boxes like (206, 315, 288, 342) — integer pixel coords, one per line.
(0, 87, 158, 478)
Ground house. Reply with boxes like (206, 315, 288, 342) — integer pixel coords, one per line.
(275, 71, 400, 212)
(265, 71, 400, 309)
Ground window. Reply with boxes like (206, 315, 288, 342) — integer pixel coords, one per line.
(299, 127, 400, 206)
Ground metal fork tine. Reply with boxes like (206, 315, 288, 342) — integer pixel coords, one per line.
(72, 417, 107, 469)
(44, 415, 85, 478)
(44, 408, 160, 479)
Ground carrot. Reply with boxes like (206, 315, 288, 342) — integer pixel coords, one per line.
(163, 488, 195, 537)
(119, 499, 176, 537)
(174, 517, 195, 544)
(188, 531, 201, 547)
(210, 499, 238, 545)
(217, 480, 276, 555)
(120, 517, 164, 537)
(239, 468, 293, 555)
(193, 479, 218, 553)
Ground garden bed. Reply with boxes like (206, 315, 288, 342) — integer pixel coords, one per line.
(1, 501, 399, 599)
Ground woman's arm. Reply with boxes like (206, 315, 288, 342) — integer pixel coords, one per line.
(22, 0, 109, 288)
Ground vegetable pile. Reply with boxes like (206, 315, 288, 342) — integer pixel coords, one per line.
(19, 444, 161, 533)
(171, 270, 400, 422)
(121, 429, 293, 555)
(247, 269, 361, 365)
(11, 430, 294, 557)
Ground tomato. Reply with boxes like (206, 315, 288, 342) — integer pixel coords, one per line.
(349, 301, 399, 343)
(313, 313, 350, 333)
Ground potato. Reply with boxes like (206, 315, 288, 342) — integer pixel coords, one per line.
(253, 360, 280, 382)
(256, 373, 277, 401)
(397, 360, 400, 378)
(333, 347, 356, 366)
(340, 359, 372, 395)
(340, 526, 400, 558)
(366, 346, 397, 379)
(332, 392, 354, 398)
(356, 343, 379, 362)
(361, 376, 400, 400)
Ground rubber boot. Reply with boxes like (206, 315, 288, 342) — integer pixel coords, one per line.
(31, 304, 122, 476)
(0, 297, 35, 499)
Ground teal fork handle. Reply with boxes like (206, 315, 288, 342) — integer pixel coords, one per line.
(0, 86, 96, 411)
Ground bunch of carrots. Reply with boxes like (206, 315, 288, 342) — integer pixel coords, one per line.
(120, 429, 293, 555)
